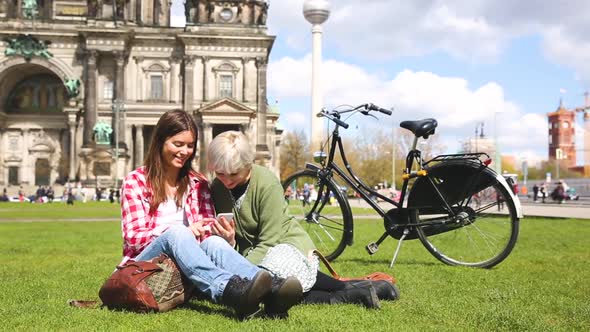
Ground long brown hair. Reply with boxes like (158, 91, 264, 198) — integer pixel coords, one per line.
(144, 110, 199, 214)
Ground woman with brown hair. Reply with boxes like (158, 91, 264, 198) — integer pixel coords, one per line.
(119, 110, 300, 319)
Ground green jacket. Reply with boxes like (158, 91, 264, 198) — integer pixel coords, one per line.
(211, 164, 316, 265)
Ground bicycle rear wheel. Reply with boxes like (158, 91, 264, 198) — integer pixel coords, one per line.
(410, 164, 519, 268)
(282, 170, 352, 261)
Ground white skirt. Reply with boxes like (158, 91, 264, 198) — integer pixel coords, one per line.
(258, 243, 319, 292)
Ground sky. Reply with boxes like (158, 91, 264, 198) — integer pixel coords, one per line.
(171, 1, 590, 167)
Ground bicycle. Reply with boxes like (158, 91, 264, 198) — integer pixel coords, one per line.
(282, 103, 522, 268)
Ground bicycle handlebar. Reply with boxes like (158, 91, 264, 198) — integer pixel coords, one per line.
(367, 103, 392, 115)
(316, 103, 392, 128)
(316, 111, 350, 128)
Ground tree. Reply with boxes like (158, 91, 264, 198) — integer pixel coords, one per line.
(279, 130, 309, 181)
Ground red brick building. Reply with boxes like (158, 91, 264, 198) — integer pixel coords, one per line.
(547, 101, 576, 168)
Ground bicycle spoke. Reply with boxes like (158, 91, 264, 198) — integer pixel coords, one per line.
(283, 170, 351, 261)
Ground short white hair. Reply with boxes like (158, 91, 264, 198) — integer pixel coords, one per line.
(207, 131, 254, 174)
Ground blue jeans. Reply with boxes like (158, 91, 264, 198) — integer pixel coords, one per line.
(135, 225, 260, 303)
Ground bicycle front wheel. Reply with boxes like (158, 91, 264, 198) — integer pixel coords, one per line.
(410, 164, 519, 268)
(282, 170, 352, 261)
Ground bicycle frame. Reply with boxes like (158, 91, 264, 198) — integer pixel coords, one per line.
(306, 121, 498, 230)
(305, 124, 396, 220)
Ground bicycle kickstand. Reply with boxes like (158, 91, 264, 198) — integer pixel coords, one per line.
(389, 228, 410, 269)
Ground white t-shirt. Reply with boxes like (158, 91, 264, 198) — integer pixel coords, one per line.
(157, 197, 188, 227)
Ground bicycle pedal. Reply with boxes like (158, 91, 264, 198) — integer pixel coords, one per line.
(366, 242, 379, 255)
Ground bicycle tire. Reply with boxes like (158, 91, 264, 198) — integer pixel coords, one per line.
(408, 161, 519, 268)
(282, 169, 353, 261)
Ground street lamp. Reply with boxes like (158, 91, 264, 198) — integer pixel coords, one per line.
(112, 99, 125, 189)
(494, 111, 503, 174)
(303, 0, 330, 154)
(391, 119, 396, 191)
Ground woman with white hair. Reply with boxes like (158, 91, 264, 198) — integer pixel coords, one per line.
(208, 131, 399, 315)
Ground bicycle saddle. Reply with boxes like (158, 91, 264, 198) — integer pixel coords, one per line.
(400, 118, 438, 138)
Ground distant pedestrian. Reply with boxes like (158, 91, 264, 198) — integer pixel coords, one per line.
(18, 187, 25, 202)
(302, 183, 310, 207)
(532, 184, 539, 202)
(540, 183, 547, 203)
(47, 187, 54, 203)
(67, 187, 75, 205)
(108, 189, 115, 203)
(496, 189, 504, 211)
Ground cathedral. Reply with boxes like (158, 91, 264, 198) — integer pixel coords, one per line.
(0, 0, 280, 190)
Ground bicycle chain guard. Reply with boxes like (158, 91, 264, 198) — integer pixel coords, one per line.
(384, 208, 419, 240)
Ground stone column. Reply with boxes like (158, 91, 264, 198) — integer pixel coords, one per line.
(127, 0, 135, 22)
(199, 122, 213, 172)
(114, 51, 126, 148)
(241, 57, 250, 103)
(68, 119, 77, 181)
(134, 124, 144, 168)
(16, 0, 22, 19)
(169, 57, 180, 103)
(201, 56, 209, 102)
(183, 55, 195, 112)
(83, 51, 98, 146)
(203, 123, 213, 151)
(135, 56, 144, 101)
(22, 129, 30, 184)
(255, 57, 269, 158)
(0, 129, 4, 186)
(124, 122, 132, 174)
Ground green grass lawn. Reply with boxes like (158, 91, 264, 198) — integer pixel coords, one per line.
(0, 201, 121, 220)
(0, 203, 589, 331)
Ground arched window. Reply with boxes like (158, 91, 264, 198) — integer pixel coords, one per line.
(5, 74, 65, 113)
(144, 63, 168, 101)
(213, 62, 240, 99)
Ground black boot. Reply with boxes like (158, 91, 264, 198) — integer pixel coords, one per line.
(221, 270, 272, 320)
(330, 280, 381, 309)
(347, 280, 400, 301)
(264, 276, 303, 319)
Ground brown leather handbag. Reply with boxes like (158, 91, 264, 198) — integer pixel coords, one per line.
(313, 250, 397, 285)
(98, 254, 193, 312)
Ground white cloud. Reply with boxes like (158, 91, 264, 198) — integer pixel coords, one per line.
(268, 1, 590, 81)
(269, 55, 547, 156)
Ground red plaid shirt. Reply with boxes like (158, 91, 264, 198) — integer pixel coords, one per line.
(120, 166, 215, 265)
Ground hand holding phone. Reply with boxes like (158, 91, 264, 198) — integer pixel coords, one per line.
(216, 213, 234, 222)
(213, 213, 236, 246)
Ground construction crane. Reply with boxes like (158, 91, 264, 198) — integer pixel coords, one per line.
(573, 92, 590, 166)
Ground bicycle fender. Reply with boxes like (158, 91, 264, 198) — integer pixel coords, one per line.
(494, 173, 523, 218)
(407, 160, 522, 218)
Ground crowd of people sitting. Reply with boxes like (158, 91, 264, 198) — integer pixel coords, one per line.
(532, 181, 579, 203)
(0, 184, 121, 204)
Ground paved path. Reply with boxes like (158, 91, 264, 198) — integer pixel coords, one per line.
(0, 199, 587, 222)
(348, 198, 590, 219)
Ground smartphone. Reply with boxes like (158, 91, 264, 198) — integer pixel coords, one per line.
(216, 212, 234, 222)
